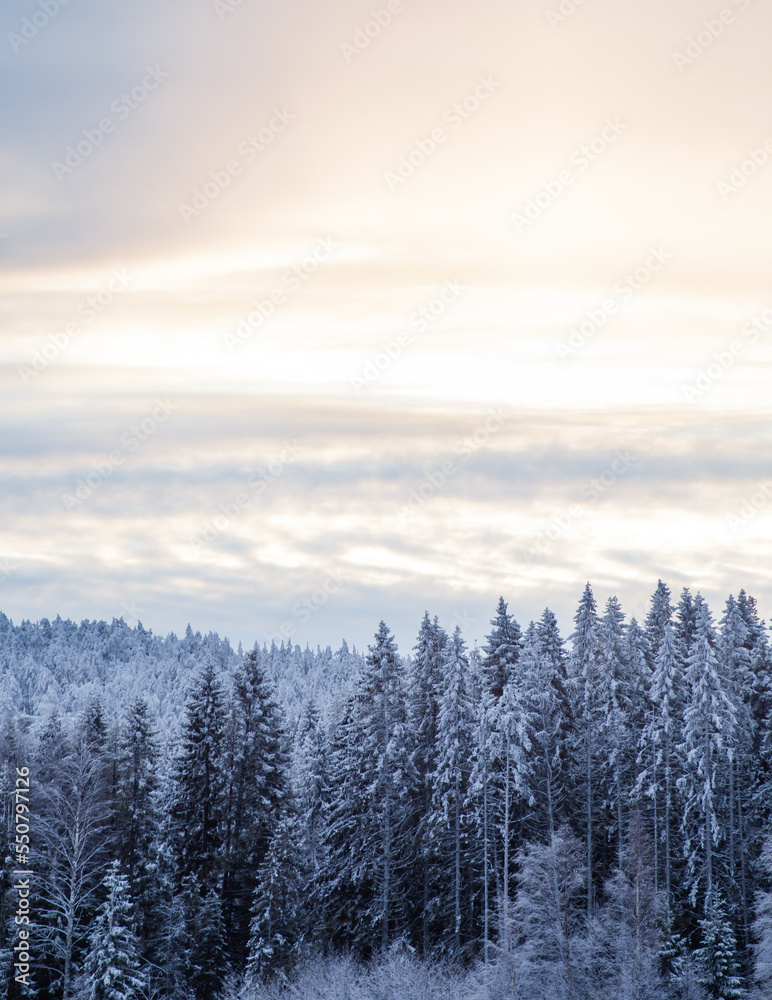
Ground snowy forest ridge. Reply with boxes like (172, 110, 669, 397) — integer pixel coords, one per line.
(1, 581, 772, 999)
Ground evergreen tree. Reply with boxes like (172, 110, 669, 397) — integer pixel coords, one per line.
(481, 597, 522, 700)
(407, 613, 447, 955)
(696, 892, 745, 999)
(568, 582, 601, 917)
(431, 626, 475, 959)
(596, 595, 634, 872)
(678, 599, 738, 906)
(645, 580, 674, 670)
(83, 861, 146, 1000)
(115, 698, 161, 950)
(170, 664, 227, 887)
(320, 622, 413, 956)
(222, 648, 287, 956)
(637, 622, 683, 916)
(246, 812, 304, 982)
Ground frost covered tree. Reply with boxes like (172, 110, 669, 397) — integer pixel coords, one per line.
(481, 596, 522, 700)
(431, 626, 475, 959)
(751, 835, 772, 998)
(222, 649, 287, 954)
(637, 622, 683, 915)
(596, 595, 634, 872)
(320, 622, 413, 956)
(696, 892, 745, 1000)
(170, 663, 227, 887)
(510, 826, 587, 1000)
(678, 599, 738, 906)
(568, 582, 601, 917)
(407, 612, 447, 955)
(82, 861, 146, 1000)
(246, 812, 304, 982)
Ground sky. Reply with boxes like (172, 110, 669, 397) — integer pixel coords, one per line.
(2, 0, 772, 655)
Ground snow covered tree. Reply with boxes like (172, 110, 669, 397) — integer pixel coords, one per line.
(696, 892, 745, 999)
(751, 835, 772, 998)
(320, 622, 413, 956)
(480, 597, 522, 700)
(431, 626, 475, 959)
(406, 612, 447, 955)
(637, 622, 684, 915)
(679, 599, 739, 907)
(645, 580, 674, 671)
(568, 582, 601, 917)
(222, 648, 287, 955)
(83, 861, 146, 1000)
(115, 698, 161, 951)
(510, 826, 587, 1000)
(170, 663, 227, 887)
(246, 812, 305, 982)
(596, 595, 634, 872)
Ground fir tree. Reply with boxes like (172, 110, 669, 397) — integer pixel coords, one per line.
(696, 892, 745, 999)
(83, 861, 146, 1000)
(481, 597, 522, 700)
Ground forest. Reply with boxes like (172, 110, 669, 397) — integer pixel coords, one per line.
(0, 581, 771, 1000)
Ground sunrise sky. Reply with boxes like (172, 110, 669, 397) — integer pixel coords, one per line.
(2, 0, 771, 652)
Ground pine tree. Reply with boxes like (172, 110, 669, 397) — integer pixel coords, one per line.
(407, 613, 447, 956)
(568, 582, 600, 917)
(481, 597, 522, 700)
(115, 698, 161, 951)
(171, 664, 227, 887)
(320, 622, 413, 956)
(246, 812, 304, 982)
(431, 626, 475, 960)
(520, 611, 571, 844)
(645, 580, 674, 671)
(83, 861, 146, 1000)
(678, 599, 738, 906)
(637, 623, 683, 916)
(510, 826, 587, 1000)
(696, 892, 745, 999)
(596, 595, 634, 872)
(222, 648, 287, 956)
(752, 835, 772, 997)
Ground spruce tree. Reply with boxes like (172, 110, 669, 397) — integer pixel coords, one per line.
(171, 663, 227, 887)
(568, 582, 600, 917)
(481, 597, 522, 700)
(83, 861, 146, 1000)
